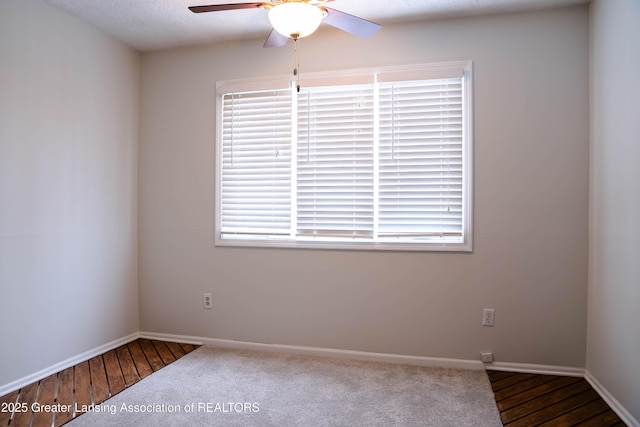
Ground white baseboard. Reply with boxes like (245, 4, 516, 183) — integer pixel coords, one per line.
(139, 331, 204, 346)
(585, 370, 640, 427)
(0, 332, 141, 397)
(486, 361, 585, 377)
(139, 331, 486, 371)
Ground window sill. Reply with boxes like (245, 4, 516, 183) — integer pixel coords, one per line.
(215, 235, 472, 253)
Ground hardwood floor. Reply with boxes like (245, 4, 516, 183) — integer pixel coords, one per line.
(488, 370, 626, 426)
(0, 339, 199, 427)
(1, 343, 627, 427)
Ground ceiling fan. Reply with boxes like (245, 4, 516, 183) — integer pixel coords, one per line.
(189, 0, 382, 48)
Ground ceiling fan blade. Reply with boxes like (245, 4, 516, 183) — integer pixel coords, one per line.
(321, 7, 381, 39)
(189, 3, 265, 13)
(263, 29, 289, 48)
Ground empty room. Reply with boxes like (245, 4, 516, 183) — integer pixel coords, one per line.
(0, 0, 638, 426)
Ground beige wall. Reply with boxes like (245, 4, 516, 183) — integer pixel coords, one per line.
(588, 0, 640, 422)
(0, 1, 139, 386)
(139, 6, 589, 367)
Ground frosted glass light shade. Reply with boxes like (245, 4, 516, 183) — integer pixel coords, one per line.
(268, 2, 324, 39)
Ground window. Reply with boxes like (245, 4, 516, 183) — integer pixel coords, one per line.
(216, 62, 473, 251)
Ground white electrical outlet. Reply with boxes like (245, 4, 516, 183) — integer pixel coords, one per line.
(203, 293, 212, 309)
(483, 308, 495, 326)
(481, 352, 494, 363)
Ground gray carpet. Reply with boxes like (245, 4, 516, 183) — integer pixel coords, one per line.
(65, 346, 502, 426)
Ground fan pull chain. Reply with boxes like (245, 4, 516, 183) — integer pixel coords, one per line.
(293, 35, 300, 92)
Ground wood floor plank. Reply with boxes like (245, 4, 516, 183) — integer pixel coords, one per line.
(487, 370, 517, 382)
(0, 390, 19, 427)
(494, 374, 560, 402)
(74, 361, 92, 409)
(505, 389, 601, 427)
(31, 374, 56, 427)
(139, 339, 165, 372)
(103, 349, 126, 396)
(501, 379, 592, 424)
(491, 373, 536, 392)
(116, 344, 140, 387)
(152, 340, 177, 365)
(575, 409, 624, 426)
(54, 367, 74, 427)
(498, 375, 582, 411)
(128, 340, 154, 379)
(538, 399, 611, 426)
(165, 341, 187, 359)
(11, 382, 38, 427)
(88, 355, 110, 404)
(179, 342, 197, 354)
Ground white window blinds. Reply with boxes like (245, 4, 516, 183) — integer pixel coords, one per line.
(378, 78, 464, 238)
(297, 84, 375, 238)
(217, 62, 472, 251)
(220, 89, 292, 237)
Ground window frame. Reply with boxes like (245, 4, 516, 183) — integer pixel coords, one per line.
(215, 61, 473, 252)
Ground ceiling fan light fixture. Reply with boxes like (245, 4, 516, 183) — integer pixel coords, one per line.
(268, 2, 324, 39)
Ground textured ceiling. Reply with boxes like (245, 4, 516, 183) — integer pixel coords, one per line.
(42, 0, 589, 52)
